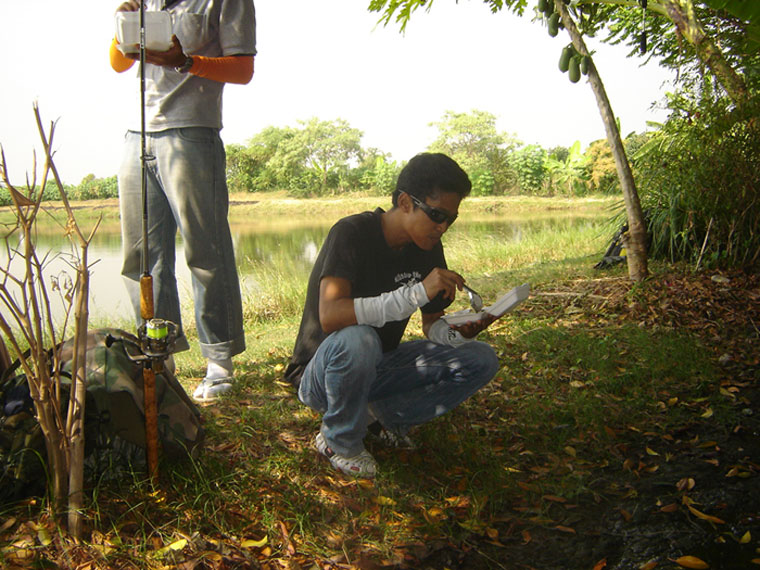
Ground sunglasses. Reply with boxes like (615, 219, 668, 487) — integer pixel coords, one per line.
(408, 193, 458, 226)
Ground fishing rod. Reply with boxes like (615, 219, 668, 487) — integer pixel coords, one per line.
(136, 0, 178, 485)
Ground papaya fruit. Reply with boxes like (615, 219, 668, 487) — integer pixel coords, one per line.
(548, 13, 560, 37)
(559, 46, 573, 73)
(568, 57, 581, 83)
(580, 55, 589, 75)
(542, 0, 554, 15)
(538, 0, 548, 13)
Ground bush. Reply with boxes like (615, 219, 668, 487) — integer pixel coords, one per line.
(70, 175, 118, 200)
(634, 93, 760, 269)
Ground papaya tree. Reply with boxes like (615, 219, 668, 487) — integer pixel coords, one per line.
(598, 0, 759, 108)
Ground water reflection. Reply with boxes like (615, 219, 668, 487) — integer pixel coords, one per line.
(1, 214, 601, 323)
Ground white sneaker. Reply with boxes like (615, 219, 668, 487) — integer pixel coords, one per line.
(192, 377, 233, 402)
(315, 432, 377, 478)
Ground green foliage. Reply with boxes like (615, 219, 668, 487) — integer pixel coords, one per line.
(509, 144, 547, 195)
(427, 109, 519, 195)
(0, 182, 77, 205)
(585, 139, 618, 195)
(543, 140, 590, 196)
(634, 92, 760, 268)
(70, 174, 118, 200)
(601, 1, 760, 93)
(358, 152, 401, 195)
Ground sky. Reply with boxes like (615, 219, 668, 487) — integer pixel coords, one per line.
(1, 0, 675, 186)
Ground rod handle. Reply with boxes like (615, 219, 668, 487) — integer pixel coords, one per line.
(140, 275, 154, 320)
(143, 366, 160, 484)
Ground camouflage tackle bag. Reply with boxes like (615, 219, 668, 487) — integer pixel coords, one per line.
(0, 328, 205, 503)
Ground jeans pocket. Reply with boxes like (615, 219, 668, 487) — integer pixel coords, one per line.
(175, 127, 217, 144)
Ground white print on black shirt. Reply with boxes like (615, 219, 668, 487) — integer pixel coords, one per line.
(394, 271, 423, 286)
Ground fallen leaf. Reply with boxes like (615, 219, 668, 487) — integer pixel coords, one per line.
(646, 447, 660, 456)
(199, 551, 223, 562)
(36, 528, 52, 547)
(554, 525, 576, 534)
(0, 518, 16, 533)
(593, 558, 607, 570)
(660, 503, 679, 513)
(373, 496, 397, 506)
(701, 408, 713, 418)
(543, 495, 567, 503)
(168, 538, 187, 551)
(241, 536, 268, 548)
(676, 478, 696, 491)
(672, 555, 709, 569)
(686, 504, 725, 524)
(521, 530, 532, 544)
(740, 531, 751, 544)
(639, 561, 658, 570)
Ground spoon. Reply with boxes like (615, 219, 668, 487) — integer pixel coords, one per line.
(462, 284, 484, 312)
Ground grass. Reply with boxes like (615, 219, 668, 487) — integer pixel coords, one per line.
(2, 194, 756, 569)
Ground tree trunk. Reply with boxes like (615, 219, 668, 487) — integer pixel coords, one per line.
(663, 0, 749, 107)
(67, 256, 89, 538)
(557, 1, 649, 281)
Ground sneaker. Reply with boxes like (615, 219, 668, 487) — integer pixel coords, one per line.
(378, 428, 417, 450)
(314, 432, 377, 478)
(367, 421, 417, 449)
(192, 377, 233, 402)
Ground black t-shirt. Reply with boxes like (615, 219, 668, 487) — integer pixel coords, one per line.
(284, 208, 452, 386)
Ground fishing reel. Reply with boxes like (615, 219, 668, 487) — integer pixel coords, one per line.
(137, 318, 179, 360)
(106, 318, 178, 370)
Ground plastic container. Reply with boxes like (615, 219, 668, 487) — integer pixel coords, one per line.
(115, 11, 172, 54)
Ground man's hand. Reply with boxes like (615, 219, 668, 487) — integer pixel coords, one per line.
(123, 35, 187, 68)
(421, 267, 465, 303)
(450, 313, 498, 339)
(117, 1, 140, 12)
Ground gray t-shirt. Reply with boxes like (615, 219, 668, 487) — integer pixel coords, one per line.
(128, 0, 256, 132)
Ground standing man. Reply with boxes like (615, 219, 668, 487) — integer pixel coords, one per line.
(284, 153, 501, 478)
(109, 0, 255, 401)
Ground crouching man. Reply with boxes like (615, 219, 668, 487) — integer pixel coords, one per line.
(284, 153, 500, 477)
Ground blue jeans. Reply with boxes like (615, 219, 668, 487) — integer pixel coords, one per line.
(298, 325, 500, 457)
(118, 128, 245, 360)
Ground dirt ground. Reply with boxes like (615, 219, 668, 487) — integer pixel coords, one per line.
(413, 270, 760, 570)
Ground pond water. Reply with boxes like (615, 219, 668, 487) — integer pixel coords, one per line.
(1, 213, 607, 325)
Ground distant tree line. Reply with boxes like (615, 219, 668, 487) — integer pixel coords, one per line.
(224, 110, 645, 198)
(2, 101, 756, 272)
(0, 110, 641, 207)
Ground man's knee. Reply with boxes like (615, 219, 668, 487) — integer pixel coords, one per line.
(465, 341, 500, 385)
(328, 325, 383, 364)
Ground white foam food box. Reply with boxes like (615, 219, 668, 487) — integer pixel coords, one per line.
(442, 283, 531, 326)
(115, 11, 173, 54)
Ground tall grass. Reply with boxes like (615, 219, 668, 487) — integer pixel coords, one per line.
(634, 95, 760, 269)
(234, 203, 614, 328)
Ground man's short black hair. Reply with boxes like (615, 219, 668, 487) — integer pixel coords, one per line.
(392, 153, 471, 207)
